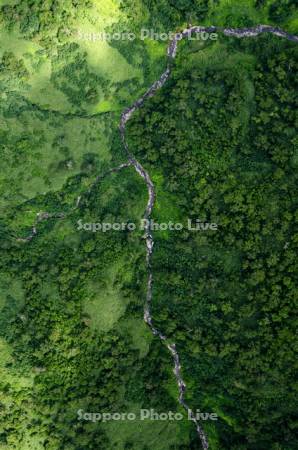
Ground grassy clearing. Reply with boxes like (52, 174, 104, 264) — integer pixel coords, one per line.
(0, 0, 144, 114)
(92, 99, 122, 113)
(0, 275, 24, 321)
(102, 403, 190, 450)
(0, 28, 71, 111)
(77, 22, 143, 83)
(83, 261, 129, 332)
(144, 38, 167, 59)
(119, 318, 153, 357)
(0, 0, 16, 4)
(0, 111, 112, 211)
(25, 59, 72, 112)
(84, 286, 126, 333)
(285, 11, 298, 33)
(0, 29, 40, 58)
(0, 0, 150, 215)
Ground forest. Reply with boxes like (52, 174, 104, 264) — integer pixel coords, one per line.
(0, 0, 297, 449)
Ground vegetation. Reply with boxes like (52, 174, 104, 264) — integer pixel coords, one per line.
(0, 0, 297, 449)
(127, 31, 298, 450)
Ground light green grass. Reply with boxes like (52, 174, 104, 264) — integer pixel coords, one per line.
(0, 29, 40, 58)
(0, 28, 71, 111)
(119, 318, 153, 357)
(0, 0, 143, 114)
(150, 171, 184, 239)
(285, 11, 298, 33)
(0, 0, 17, 4)
(83, 261, 129, 332)
(77, 23, 143, 84)
(0, 0, 147, 210)
(144, 38, 167, 59)
(0, 275, 24, 316)
(102, 403, 190, 450)
(0, 112, 112, 210)
(84, 286, 125, 332)
(25, 59, 72, 112)
(92, 99, 121, 113)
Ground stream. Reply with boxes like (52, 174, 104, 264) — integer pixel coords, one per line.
(15, 23, 298, 450)
(119, 25, 298, 450)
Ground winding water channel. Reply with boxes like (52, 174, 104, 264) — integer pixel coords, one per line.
(119, 25, 298, 450)
(15, 23, 298, 450)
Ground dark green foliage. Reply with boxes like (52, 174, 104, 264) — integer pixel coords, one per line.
(127, 36, 298, 449)
(0, 0, 92, 37)
(51, 43, 108, 108)
(268, 0, 297, 23)
(0, 0, 297, 449)
(120, 0, 210, 30)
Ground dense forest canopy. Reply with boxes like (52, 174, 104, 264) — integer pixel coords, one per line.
(0, 0, 297, 449)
